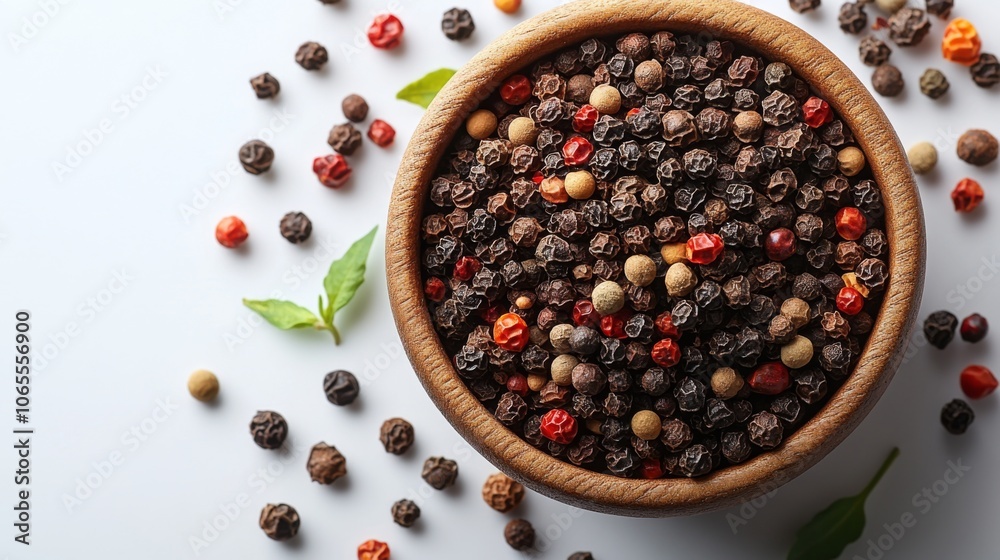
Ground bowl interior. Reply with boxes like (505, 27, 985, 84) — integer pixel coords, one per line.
(386, 0, 925, 516)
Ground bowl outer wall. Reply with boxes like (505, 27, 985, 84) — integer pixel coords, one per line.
(385, 0, 926, 517)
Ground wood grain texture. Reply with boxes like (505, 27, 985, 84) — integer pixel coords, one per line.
(385, 0, 926, 517)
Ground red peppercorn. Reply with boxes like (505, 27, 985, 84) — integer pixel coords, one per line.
(367, 14, 404, 49)
(764, 228, 797, 261)
(836, 286, 865, 316)
(655, 311, 680, 339)
(562, 136, 594, 166)
(960, 365, 998, 399)
(368, 119, 396, 147)
(499, 75, 532, 105)
(572, 299, 599, 327)
(747, 362, 791, 395)
(313, 154, 352, 188)
(834, 207, 867, 241)
(641, 458, 664, 479)
(960, 313, 989, 342)
(802, 96, 833, 128)
(539, 408, 578, 444)
(531, 171, 544, 184)
(453, 256, 482, 281)
(494, 312, 529, 352)
(951, 178, 984, 212)
(215, 216, 248, 248)
(480, 305, 502, 324)
(424, 277, 446, 302)
(507, 373, 529, 397)
(686, 233, 725, 265)
(651, 338, 682, 367)
(573, 105, 600, 133)
(600, 310, 630, 339)
(357, 539, 390, 560)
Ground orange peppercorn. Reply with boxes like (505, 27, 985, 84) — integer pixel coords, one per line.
(539, 176, 569, 203)
(357, 539, 390, 560)
(942, 19, 982, 66)
(494, 312, 529, 352)
(494, 0, 521, 14)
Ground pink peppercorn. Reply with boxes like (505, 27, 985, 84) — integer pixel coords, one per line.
(802, 96, 833, 128)
(215, 216, 248, 248)
(834, 207, 867, 241)
(651, 338, 681, 367)
(747, 362, 791, 395)
(573, 105, 599, 133)
(499, 75, 532, 105)
(836, 286, 865, 316)
(764, 228, 797, 261)
(562, 136, 594, 166)
(539, 409, 578, 444)
(368, 119, 396, 147)
(313, 154, 352, 188)
(367, 14, 404, 49)
(686, 233, 724, 265)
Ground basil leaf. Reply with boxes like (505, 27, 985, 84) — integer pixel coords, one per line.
(243, 299, 320, 330)
(323, 226, 378, 313)
(396, 68, 457, 108)
(787, 448, 900, 560)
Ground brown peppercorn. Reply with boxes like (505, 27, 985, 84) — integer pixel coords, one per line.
(565, 170, 597, 199)
(295, 41, 329, 70)
(665, 262, 697, 297)
(711, 367, 744, 399)
(908, 142, 938, 175)
(187, 369, 219, 402)
(342, 94, 369, 122)
(789, 0, 820, 14)
(781, 297, 811, 328)
(307, 442, 347, 484)
(781, 335, 815, 369)
(482, 472, 525, 512)
(422, 456, 459, 490)
(507, 117, 539, 146)
(926, 0, 953, 19)
(624, 255, 657, 287)
(635, 60, 665, 93)
(590, 84, 622, 114)
(466, 109, 498, 140)
(733, 111, 763, 143)
(768, 314, 797, 344)
(872, 64, 904, 97)
(567, 74, 596, 104)
(837, 146, 866, 176)
(504, 519, 536, 551)
(379, 417, 414, 455)
(838, 2, 868, 35)
(631, 410, 662, 440)
(957, 130, 999, 166)
(259, 503, 300, 541)
(887, 8, 931, 47)
(391, 498, 421, 527)
(328, 123, 363, 155)
(239, 140, 274, 175)
(279, 212, 313, 244)
(250, 72, 280, 99)
(971, 54, 1000, 88)
(919, 68, 949, 99)
(250, 410, 287, 449)
(859, 37, 892, 67)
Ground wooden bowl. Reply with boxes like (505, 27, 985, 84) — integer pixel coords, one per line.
(386, 0, 925, 516)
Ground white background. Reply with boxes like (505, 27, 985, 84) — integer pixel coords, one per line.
(2, 0, 999, 558)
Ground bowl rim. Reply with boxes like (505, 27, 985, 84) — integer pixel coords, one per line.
(386, 0, 925, 516)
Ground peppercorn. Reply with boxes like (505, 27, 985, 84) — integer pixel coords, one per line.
(259, 503, 300, 541)
(780, 335, 814, 369)
(651, 338, 681, 368)
(924, 310, 958, 349)
(623, 255, 656, 287)
(837, 146, 866, 176)
(838, 2, 868, 34)
(630, 410, 661, 440)
(958, 314, 988, 343)
(940, 399, 974, 434)
(388, 499, 420, 528)
(307, 442, 347, 484)
(379, 417, 414, 454)
(635, 60, 665, 93)
(494, 312, 530, 351)
(466, 109, 498, 140)
(960, 365, 997, 399)
(368, 13, 404, 49)
(907, 142, 938, 174)
(277, 211, 312, 244)
(687, 233, 725, 264)
(216, 216, 248, 249)
(494, 0, 521, 13)
(327, 123, 362, 156)
(590, 84, 622, 114)
(187, 369, 219, 402)
(926, 0, 953, 19)
(789, 0, 820, 14)
(368, 119, 396, 147)
(957, 129, 998, 166)
(872, 64, 904, 97)
(482, 472, 525, 512)
(313, 154, 352, 188)
(441, 7, 475, 40)
(888, 8, 931, 46)
(421, 456, 459, 490)
(540, 408, 578, 443)
(951, 178, 984, 213)
(239, 139, 274, 174)
(733, 111, 763, 143)
(765, 228, 797, 261)
(504, 519, 535, 551)
(563, 136, 595, 166)
(323, 369, 360, 406)
(918, 68, 950, 99)
(342, 94, 369, 122)
(664, 263, 697, 297)
(358, 539, 390, 560)
(250, 410, 287, 449)
(711, 367, 744, 399)
(748, 362, 791, 395)
(942, 19, 982, 66)
(250, 72, 280, 99)
(295, 41, 328, 70)
(971, 54, 1000, 88)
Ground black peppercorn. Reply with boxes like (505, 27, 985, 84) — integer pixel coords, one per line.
(379, 417, 415, 454)
(887, 8, 931, 47)
(391, 499, 421, 528)
(328, 123, 363, 155)
(342, 94, 369, 122)
(323, 369, 359, 405)
(441, 7, 475, 41)
(279, 212, 313, 244)
(919, 69, 950, 99)
(249, 410, 288, 450)
(239, 140, 274, 175)
(259, 503, 300, 541)
(250, 73, 280, 99)
(872, 65, 904, 97)
(924, 311, 958, 349)
(505, 518, 536, 551)
(307, 442, 347, 484)
(925, 0, 953, 19)
(789, 0, 820, 14)
(838, 2, 868, 35)
(940, 399, 974, 435)
(295, 41, 328, 70)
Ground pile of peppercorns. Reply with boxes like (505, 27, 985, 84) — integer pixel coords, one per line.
(420, 30, 890, 478)
(922, 311, 996, 435)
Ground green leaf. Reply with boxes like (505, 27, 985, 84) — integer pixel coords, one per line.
(396, 68, 457, 108)
(243, 299, 320, 330)
(323, 226, 379, 313)
(787, 448, 900, 560)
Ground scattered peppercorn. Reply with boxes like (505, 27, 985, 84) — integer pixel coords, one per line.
(569, 553, 595, 560)
(441, 7, 475, 40)
(872, 64, 904, 96)
(250, 72, 280, 99)
(887, 8, 931, 47)
(216, 216, 248, 249)
(924, 310, 958, 349)
(250, 410, 288, 449)
(279, 212, 312, 244)
(313, 154, 352, 188)
(960, 365, 998, 399)
(187, 369, 219, 402)
(838, 2, 868, 34)
(789, 0, 821, 14)
(323, 369, 360, 405)
(960, 313, 989, 343)
(358, 539, 391, 560)
(942, 19, 982, 66)
(259, 503, 300, 541)
(971, 54, 1000, 88)
(925, 0, 953, 19)
(957, 129, 998, 166)
(918, 68, 950, 99)
(907, 141, 938, 174)
(421, 456, 459, 490)
(391, 499, 420, 527)
(239, 139, 274, 174)
(307, 442, 347, 484)
(482, 472, 525, 512)
(342, 94, 369, 122)
(368, 119, 396, 147)
(368, 13, 404, 49)
(295, 41, 328, 70)
(951, 178, 984, 213)
(940, 399, 974, 434)
(329, 123, 363, 155)
(875, 0, 906, 13)
(859, 37, 892, 67)
(504, 519, 535, 551)
(379, 417, 414, 454)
